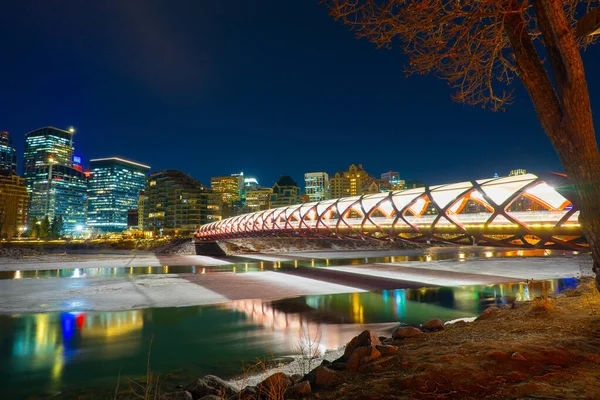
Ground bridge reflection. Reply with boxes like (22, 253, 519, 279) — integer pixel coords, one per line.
(196, 173, 586, 250)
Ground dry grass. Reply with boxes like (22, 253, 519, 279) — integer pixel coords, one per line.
(237, 351, 287, 400)
(110, 336, 161, 400)
(318, 278, 600, 400)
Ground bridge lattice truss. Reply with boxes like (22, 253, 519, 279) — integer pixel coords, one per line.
(196, 173, 586, 250)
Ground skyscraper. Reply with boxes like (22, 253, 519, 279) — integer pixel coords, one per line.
(87, 157, 150, 233)
(0, 131, 17, 172)
(304, 172, 329, 202)
(23, 127, 75, 191)
(29, 164, 87, 234)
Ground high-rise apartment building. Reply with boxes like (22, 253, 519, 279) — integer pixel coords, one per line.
(246, 188, 273, 212)
(145, 170, 221, 235)
(330, 164, 374, 198)
(270, 176, 301, 208)
(0, 170, 29, 238)
(23, 127, 75, 191)
(87, 157, 150, 233)
(304, 172, 329, 202)
(0, 131, 17, 172)
(29, 164, 87, 234)
(211, 176, 240, 206)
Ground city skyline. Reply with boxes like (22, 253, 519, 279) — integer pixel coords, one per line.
(3, 1, 599, 189)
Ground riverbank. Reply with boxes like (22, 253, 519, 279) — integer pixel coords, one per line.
(0, 249, 585, 314)
(159, 278, 600, 400)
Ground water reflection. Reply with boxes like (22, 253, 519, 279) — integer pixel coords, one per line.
(0, 278, 579, 399)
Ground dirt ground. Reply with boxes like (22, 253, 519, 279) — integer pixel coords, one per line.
(318, 279, 600, 400)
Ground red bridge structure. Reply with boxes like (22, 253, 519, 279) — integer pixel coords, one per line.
(194, 173, 586, 252)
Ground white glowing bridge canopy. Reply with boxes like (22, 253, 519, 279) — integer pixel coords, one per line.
(196, 173, 585, 249)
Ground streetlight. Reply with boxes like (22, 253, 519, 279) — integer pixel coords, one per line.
(577, 8, 600, 38)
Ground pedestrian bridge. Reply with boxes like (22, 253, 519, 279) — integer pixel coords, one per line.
(194, 173, 586, 250)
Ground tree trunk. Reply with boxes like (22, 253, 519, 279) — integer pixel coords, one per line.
(564, 152, 600, 289)
(504, 2, 600, 290)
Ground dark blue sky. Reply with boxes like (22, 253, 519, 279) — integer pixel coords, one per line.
(2, 1, 599, 188)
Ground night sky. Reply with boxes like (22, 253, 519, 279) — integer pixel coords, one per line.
(2, 1, 600, 188)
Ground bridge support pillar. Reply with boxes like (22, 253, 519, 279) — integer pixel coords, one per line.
(194, 241, 227, 256)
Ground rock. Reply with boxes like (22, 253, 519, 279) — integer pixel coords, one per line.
(257, 372, 292, 397)
(160, 392, 194, 400)
(284, 380, 312, 398)
(328, 362, 348, 371)
(199, 396, 222, 400)
(477, 306, 500, 320)
(375, 344, 399, 355)
(313, 366, 344, 388)
(343, 330, 382, 359)
(347, 346, 382, 371)
(358, 355, 397, 372)
(184, 375, 238, 400)
(290, 373, 303, 383)
(421, 318, 444, 331)
(226, 386, 256, 400)
(392, 326, 424, 339)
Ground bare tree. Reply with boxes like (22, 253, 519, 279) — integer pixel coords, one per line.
(324, 0, 600, 288)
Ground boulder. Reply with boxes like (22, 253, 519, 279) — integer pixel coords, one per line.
(477, 306, 500, 320)
(284, 380, 312, 398)
(328, 362, 348, 371)
(375, 344, 399, 355)
(347, 346, 382, 371)
(343, 330, 382, 359)
(257, 372, 292, 397)
(313, 366, 344, 388)
(184, 375, 238, 400)
(392, 326, 424, 339)
(160, 392, 194, 400)
(226, 386, 256, 400)
(421, 318, 444, 331)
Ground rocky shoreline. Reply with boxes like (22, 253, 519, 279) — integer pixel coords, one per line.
(155, 279, 600, 400)
(158, 318, 464, 400)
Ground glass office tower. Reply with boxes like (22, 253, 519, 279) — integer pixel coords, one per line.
(87, 157, 150, 233)
(23, 127, 74, 191)
(0, 131, 17, 172)
(29, 165, 88, 234)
